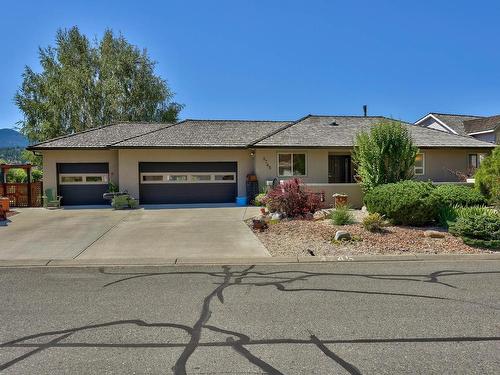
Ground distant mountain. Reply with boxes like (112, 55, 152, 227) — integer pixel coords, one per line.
(0, 128, 29, 148)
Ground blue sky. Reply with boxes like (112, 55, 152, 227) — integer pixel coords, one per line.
(1, 0, 499, 129)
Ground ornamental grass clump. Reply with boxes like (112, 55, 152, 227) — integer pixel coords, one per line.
(362, 213, 387, 233)
(330, 204, 355, 225)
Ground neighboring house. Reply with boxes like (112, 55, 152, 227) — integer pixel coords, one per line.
(28, 115, 495, 208)
(415, 113, 500, 145)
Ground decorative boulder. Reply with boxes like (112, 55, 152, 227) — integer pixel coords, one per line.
(424, 230, 446, 239)
(304, 212, 314, 220)
(334, 230, 351, 241)
(313, 210, 329, 221)
(271, 212, 282, 221)
(252, 218, 268, 232)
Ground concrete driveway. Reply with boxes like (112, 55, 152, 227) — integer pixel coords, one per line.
(0, 206, 269, 260)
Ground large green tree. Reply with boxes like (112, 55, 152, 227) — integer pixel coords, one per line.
(15, 27, 182, 143)
(352, 120, 419, 191)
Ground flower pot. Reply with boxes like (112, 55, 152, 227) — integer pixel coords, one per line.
(0, 197, 9, 212)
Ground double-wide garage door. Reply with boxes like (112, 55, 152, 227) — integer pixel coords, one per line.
(139, 162, 237, 204)
(57, 163, 109, 205)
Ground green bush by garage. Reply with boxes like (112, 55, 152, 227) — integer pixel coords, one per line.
(364, 181, 440, 226)
(431, 184, 487, 207)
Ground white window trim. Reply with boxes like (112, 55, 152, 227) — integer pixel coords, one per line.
(140, 172, 236, 184)
(59, 173, 109, 185)
(277, 152, 307, 177)
(414, 153, 425, 176)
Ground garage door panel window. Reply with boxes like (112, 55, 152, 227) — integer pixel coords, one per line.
(140, 172, 236, 184)
(214, 174, 235, 181)
(59, 174, 108, 185)
(168, 175, 189, 182)
(191, 174, 212, 182)
(142, 174, 164, 182)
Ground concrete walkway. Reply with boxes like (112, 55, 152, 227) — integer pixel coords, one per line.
(0, 206, 269, 260)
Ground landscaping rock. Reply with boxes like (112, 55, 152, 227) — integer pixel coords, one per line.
(334, 230, 351, 241)
(424, 230, 446, 239)
(313, 210, 329, 221)
(304, 212, 314, 220)
(271, 212, 282, 221)
(252, 218, 268, 232)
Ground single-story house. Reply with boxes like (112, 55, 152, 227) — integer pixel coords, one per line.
(415, 112, 500, 145)
(28, 115, 496, 208)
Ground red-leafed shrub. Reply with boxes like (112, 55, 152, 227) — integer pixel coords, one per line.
(263, 178, 323, 217)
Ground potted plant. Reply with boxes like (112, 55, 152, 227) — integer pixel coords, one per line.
(0, 196, 9, 212)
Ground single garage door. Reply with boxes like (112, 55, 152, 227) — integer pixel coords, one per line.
(57, 163, 109, 205)
(139, 162, 237, 204)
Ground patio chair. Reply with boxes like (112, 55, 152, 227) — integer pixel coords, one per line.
(42, 188, 62, 209)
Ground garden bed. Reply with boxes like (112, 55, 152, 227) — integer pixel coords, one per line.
(248, 217, 494, 257)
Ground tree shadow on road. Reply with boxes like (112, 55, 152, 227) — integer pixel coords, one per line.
(1, 265, 499, 374)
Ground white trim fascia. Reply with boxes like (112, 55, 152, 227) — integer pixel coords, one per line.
(467, 129, 494, 136)
(414, 114, 459, 135)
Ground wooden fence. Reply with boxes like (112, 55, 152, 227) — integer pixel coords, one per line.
(0, 181, 43, 207)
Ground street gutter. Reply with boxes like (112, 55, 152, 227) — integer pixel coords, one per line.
(0, 253, 499, 268)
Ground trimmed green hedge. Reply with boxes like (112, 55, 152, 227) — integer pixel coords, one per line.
(432, 184, 486, 207)
(448, 210, 500, 247)
(364, 181, 440, 226)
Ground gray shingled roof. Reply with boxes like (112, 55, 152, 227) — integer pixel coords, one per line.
(29, 115, 495, 150)
(29, 123, 171, 149)
(430, 113, 483, 136)
(252, 115, 496, 148)
(112, 119, 292, 148)
(463, 115, 500, 134)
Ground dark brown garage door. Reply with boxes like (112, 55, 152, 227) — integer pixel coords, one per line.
(57, 163, 109, 205)
(139, 162, 237, 204)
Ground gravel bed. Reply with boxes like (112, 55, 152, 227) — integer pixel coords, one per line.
(249, 218, 493, 257)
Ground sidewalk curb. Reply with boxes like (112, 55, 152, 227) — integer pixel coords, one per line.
(0, 253, 499, 268)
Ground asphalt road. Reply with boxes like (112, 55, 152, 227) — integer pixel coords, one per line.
(0, 260, 499, 374)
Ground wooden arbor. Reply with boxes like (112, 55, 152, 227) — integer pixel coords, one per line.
(0, 164, 42, 207)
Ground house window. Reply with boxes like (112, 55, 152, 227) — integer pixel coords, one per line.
(468, 153, 486, 170)
(278, 153, 306, 176)
(414, 153, 425, 175)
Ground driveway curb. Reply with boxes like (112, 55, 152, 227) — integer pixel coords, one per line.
(0, 253, 499, 268)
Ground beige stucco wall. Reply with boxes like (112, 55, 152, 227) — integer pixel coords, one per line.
(415, 148, 493, 182)
(40, 146, 493, 205)
(117, 148, 254, 199)
(254, 148, 360, 207)
(255, 148, 331, 185)
(40, 149, 119, 192)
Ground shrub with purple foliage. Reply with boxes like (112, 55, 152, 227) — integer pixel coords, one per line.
(262, 178, 323, 217)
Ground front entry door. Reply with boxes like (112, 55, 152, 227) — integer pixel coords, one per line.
(328, 155, 353, 183)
